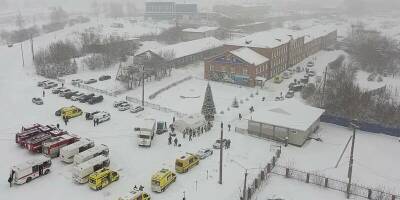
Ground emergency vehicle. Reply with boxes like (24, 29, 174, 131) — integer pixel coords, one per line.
(8, 156, 51, 186)
(24, 129, 66, 153)
(72, 155, 110, 183)
(88, 168, 119, 190)
(175, 153, 200, 173)
(60, 138, 94, 163)
(42, 134, 79, 158)
(73, 144, 109, 166)
(135, 119, 156, 147)
(118, 188, 151, 200)
(16, 124, 53, 145)
(151, 169, 176, 192)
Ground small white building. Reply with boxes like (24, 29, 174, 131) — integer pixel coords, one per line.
(246, 100, 325, 146)
(173, 114, 207, 133)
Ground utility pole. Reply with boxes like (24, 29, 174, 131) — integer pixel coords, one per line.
(142, 64, 145, 107)
(347, 120, 359, 199)
(321, 65, 328, 108)
(20, 43, 25, 67)
(218, 122, 223, 184)
(30, 34, 34, 61)
(242, 169, 248, 200)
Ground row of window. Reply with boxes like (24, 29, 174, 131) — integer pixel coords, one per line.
(272, 46, 287, 58)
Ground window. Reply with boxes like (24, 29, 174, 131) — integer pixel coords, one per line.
(243, 68, 248, 75)
(32, 165, 39, 172)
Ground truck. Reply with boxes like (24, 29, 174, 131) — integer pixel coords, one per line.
(16, 124, 53, 145)
(8, 156, 52, 186)
(151, 169, 176, 192)
(88, 168, 119, 190)
(156, 121, 168, 135)
(42, 134, 79, 158)
(73, 144, 109, 166)
(60, 138, 94, 163)
(72, 155, 110, 183)
(135, 119, 156, 147)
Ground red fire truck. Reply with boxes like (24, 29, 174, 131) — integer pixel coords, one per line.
(42, 134, 79, 158)
(25, 130, 67, 153)
(16, 124, 54, 146)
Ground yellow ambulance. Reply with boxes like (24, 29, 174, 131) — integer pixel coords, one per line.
(151, 169, 176, 192)
(175, 153, 200, 173)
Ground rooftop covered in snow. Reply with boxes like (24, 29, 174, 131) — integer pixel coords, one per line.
(249, 99, 325, 132)
(227, 28, 299, 48)
(299, 25, 337, 43)
(182, 26, 219, 33)
(230, 47, 269, 65)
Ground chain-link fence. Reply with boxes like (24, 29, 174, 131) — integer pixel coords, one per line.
(148, 76, 192, 99)
(125, 96, 187, 118)
(271, 165, 398, 200)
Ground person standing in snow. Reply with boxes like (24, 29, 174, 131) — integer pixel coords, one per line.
(189, 133, 192, 141)
(173, 116, 175, 123)
(239, 113, 242, 120)
(56, 123, 60, 129)
(168, 136, 172, 145)
(93, 119, 96, 127)
(228, 124, 231, 132)
(174, 138, 178, 146)
(42, 90, 45, 97)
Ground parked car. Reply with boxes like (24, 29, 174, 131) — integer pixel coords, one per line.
(273, 76, 283, 84)
(59, 89, 72, 97)
(130, 106, 144, 113)
(291, 84, 303, 92)
(196, 148, 213, 159)
(64, 91, 79, 99)
(287, 68, 295, 75)
(85, 111, 100, 120)
(307, 61, 314, 67)
(32, 97, 43, 105)
(44, 82, 58, 89)
(282, 71, 291, 79)
(71, 93, 85, 101)
(7, 42, 13, 47)
(213, 139, 228, 149)
(37, 80, 50, 87)
(71, 79, 83, 85)
(296, 66, 302, 73)
(275, 96, 284, 101)
(52, 87, 65, 94)
(285, 91, 295, 98)
(307, 70, 316, 77)
(99, 75, 111, 81)
(93, 112, 111, 123)
(118, 103, 130, 111)
(79, 93, 95, 103)
(84, 79, 97, 84)
(113, 100, 128, 108)
(88, 95, 104, 105)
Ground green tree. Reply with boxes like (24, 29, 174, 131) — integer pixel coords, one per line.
(201, 83, 216, 121)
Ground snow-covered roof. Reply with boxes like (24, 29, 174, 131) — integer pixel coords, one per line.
(150, 37, 223, 60)
(75, 155, 108, 170)
(249, 99, 325, 132)
(182, 26, 219, 33)
(230, 47, 269, 65)
(299, 25, 337, 43)
(174, 114, 206, 131)
(227, 28, 297, 48)
(13, 156, 50, 171)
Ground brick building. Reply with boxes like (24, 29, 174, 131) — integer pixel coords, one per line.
(205, 26, 337, 87)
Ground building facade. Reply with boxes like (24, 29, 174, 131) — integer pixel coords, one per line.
(205, 26, 337, 87)
(145, 2, 197, 20)
(182, 26, 219, 41)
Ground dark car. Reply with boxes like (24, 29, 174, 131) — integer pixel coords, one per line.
(291, 84, 303, 92)
(88, 95, 104, 105)
(99, 75, 111, 81)
(84, 79, 97, 84)
(52, 87, 65, 94)
(64, 91, 79, 99)
(85, 111, 100, 120)
(78, 93, 95, 103)
(285, 91, 295, 98)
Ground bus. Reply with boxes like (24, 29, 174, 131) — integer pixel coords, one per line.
(8, 156, 52, 186)
(60, 138, 94, 163)
(72, 155, 110, 183)
(73, 144, 109, 166)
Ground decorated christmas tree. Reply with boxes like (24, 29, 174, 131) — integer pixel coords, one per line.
(232, 97, 239, 108)
(201, 83, 216, 121)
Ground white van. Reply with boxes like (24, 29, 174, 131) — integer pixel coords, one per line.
(60, 138, 94, 163)
(72, 155, 110, 183)
(135, 119, 155, 147)
(73, 144, 109, 166)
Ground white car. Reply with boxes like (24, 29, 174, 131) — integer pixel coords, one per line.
(113, 100, 128, 108)
(130, 106, 144, 113)
(196, 148, 213, 159)
(93, 112, 111, 123)
(71, 93, 85, 101)
(118, 103, 131, 111)
(282, 71, 291, 79)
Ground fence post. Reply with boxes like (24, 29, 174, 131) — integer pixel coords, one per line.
(306, 173, 310, 183)
(261, 170, 265, 180)
(324, 178, 328, 187)
(267, 163, 271, 173)
(285, 168, 289, 178)
(272, 156, 276, 167)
